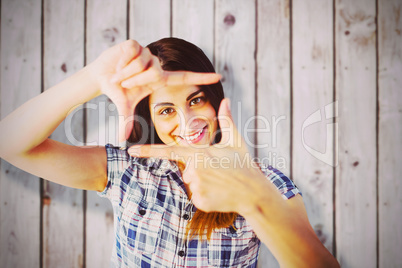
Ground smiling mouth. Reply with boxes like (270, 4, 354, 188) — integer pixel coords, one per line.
(179, 126, 207, 142)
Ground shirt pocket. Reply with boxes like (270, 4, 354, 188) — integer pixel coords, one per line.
(120, 196, 165, 255)
(207, 224, 257, 267)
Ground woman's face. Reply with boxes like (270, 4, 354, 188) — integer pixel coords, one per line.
(149, 85, 218, 147)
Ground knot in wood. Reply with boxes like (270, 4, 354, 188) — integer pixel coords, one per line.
(224, 14, 236, 26)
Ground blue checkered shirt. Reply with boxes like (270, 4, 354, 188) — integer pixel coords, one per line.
(98, 144, 301, 267)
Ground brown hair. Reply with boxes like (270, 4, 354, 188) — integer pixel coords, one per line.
(128, 37, 237, 240)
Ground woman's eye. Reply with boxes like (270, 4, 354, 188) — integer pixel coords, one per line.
(160, 108, 174, 115)
(190, 97, 204, 106)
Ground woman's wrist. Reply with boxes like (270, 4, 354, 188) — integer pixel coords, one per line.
(80, 64, 103, 99)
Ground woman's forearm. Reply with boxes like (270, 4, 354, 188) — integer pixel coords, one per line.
(0, 65, 100, 159)
(241, 176, 340, 268)
(0, 39, 223, 160)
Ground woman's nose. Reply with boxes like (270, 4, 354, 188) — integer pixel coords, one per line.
(175, 108, 204, 132)
(182, 109, 206, 130)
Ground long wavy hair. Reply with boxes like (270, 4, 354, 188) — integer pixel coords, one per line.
(127, 37, 237, 240)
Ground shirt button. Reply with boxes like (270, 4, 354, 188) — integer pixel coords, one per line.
(139, 209, 146, 216)
(178, 250, 185, 257)
(183, 214, 189, 220)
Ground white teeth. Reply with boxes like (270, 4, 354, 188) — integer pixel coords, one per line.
(183, 128, 203, 141)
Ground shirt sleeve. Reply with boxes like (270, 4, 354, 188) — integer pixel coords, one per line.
(258, 163, 302, 199)
(97, 144, 131, 199)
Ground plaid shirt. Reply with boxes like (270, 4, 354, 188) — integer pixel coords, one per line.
(99, 144, 301, 268)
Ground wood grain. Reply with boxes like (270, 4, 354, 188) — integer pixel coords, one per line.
(172, 0, 214, 62)
(256, 0, 290, 266)
(130, 0, 171, 46)
(42, 0, 85, 267)
(292, 0, 335, 255)
(0, 0, 42, 267)
(0, 1, 401, 266)
(378, 0, 402, 267)
(335, 0, 377, 267)
(215, 0, 256, 154)
(85, 0, 127, 267)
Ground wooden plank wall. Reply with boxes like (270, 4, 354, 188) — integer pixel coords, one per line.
(1, 1, 401, 267)
(85, 1, 127, 267)
(1, 0, 42, 267)
(43, 0, 85, 267)
(335, 0, 377, 266)
(378, 0, 402, 267)
(292, 0, 335, 260)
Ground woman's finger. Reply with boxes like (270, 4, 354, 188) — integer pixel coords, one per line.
(122, 69, 221, 88)
(214, 98, 237, 148)
(120, 57, 164, 88)
(115, 40, 143, 72)
(104, 85, 133, 142)
(163, 71, 221, 86)
(128, 144, 193, 162)
(121, 61, 221, 88)
(107, 84, 152, 142)
(111, 47, 153, 83)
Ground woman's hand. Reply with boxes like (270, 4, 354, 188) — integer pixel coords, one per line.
(127, 98, 273, 214)
(87, 40, 221, 142)
(127, 98, 340, 268)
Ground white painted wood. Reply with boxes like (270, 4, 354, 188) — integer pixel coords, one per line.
(85, 1, 127, 267)
(335, 0, 377, 267)
(172, 0, 214, 62)
(0, 0, 42, 267)
(215, 0, 256, 154)
(130, 0, 171, 46)
(42, 0, 85, 267)
(378, 0, 402, 267)
(3, 1, 400, 266)
(256, 0, 291, 189)
(292, 0, 335, 257)
(256, 0, 290, 267)
(86, 0, 127, 147)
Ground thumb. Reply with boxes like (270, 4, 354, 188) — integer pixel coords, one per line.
(113, 86, 152, 142)
(106, 86, 136, 143)
(116, 101, 135, 143)
(216, 98, 236, 147)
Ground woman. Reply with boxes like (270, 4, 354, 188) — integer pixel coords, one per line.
(0, 38, 339, 267)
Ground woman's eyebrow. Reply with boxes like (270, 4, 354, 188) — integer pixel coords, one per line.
(153, 89, 203, 108)
(154, 102, 174, 108)
(186, 89, 203, 101)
